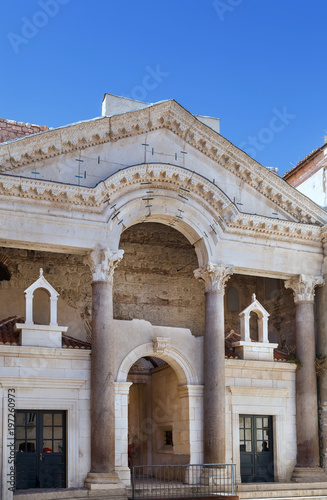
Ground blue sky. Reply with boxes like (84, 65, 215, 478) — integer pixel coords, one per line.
(1, 0, 326, 176)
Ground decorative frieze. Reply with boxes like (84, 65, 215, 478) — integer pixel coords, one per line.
(194, 263, 233, 293)
(285, 274, 324, 303)
(0, 164, 322, 246)
(86, 244, 124, 283)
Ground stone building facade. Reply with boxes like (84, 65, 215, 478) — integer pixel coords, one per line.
(0, 94, 327, 498)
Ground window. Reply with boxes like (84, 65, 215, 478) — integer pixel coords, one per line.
(164, 430, 173, 446)
(227, 286, 239, 312)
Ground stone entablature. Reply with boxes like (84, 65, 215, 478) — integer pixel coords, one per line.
(0, 100, 325, 225)
(0, 164, 322, 249)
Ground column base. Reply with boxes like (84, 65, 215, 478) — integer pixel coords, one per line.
(85, 472, 126, 491)
(115, 466, 131, 485)
(291, 467, 327, 482)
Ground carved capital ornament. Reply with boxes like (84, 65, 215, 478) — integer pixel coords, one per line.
(284, 274, 324, 304)
(194, 263, 234, 293)
(86, 244, 124, 283)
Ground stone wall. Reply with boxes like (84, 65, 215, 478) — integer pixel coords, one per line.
(225, 359, 297, 482)
(0, 346, 90, 489)
(128, 380, 151, 466)
(225, 274, 296, 350)
(0, 118, 49, 143)
(0, 248, 92, 340)
(114, 223, 206, 336)
(151, 365, 190, 465)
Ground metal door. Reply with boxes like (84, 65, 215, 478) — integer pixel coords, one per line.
(239, 415, 274, 482)
(15, 410, 66, 489)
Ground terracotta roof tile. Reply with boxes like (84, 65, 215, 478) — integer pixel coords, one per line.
(283, 143, 326, 179)
(62, 334, 91, 349)
(224, 330, 290, 362)
(0, 317, 290, 360)
(0, 316, 21, 345)
(0, 317, 91, 349)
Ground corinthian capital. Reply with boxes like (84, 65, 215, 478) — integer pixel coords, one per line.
(85, 244, 124, 283)
(194, 263, 234, 293)
(285, 274, 324, 304)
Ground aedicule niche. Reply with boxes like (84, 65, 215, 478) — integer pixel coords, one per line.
(232, 294, 278, 361)
(15, 268, 68, 348)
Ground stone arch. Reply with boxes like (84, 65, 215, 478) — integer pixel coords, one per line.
(100, 163, 238, 266)
(115, 343, 203, 482)
(116, 342, 199, 386)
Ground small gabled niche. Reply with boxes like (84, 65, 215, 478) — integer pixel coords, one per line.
(15, 269, 68, 348)
(232, 294, 278, 361)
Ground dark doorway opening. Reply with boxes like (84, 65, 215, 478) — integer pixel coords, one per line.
(15, 410, 66, 490)
(239, 415, 274, 482)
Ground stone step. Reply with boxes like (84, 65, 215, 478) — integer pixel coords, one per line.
(13, 488, 126, 500)
(237, 481, 327, 499)
(13, 483, 327, 500)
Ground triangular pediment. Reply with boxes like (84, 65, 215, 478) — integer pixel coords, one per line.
(0, 99, 326, 226)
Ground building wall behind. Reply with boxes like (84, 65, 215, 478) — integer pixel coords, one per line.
(114, 223, 205, 336)
(151, 365, 190, 465)
(0, 248, 92, 340)
(0, 118, 49, 143)
(225, 275, 296, 350)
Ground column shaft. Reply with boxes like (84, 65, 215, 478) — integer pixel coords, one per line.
(91, 281, 115, 473)
(204, 290, 225, 464)
(295, 301, 319, 467)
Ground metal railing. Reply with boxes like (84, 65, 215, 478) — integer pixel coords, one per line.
(131, 463, 236, 499)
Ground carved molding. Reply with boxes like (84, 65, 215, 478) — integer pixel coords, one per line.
(284, 274, 324, 303)
(0, 100, 325, 226)
(0, 164, 322, 246)
(153, 337, 170, 354)
(85, 244, 124, 283)
(194, 263, 234, 293)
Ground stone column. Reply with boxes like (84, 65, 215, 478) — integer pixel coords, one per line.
(285, 274, 327, 481)
(194, 263, 233, 464)
(84, 245, 125, 491)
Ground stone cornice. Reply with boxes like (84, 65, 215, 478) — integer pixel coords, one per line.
(0, 345, 91, 359)
(0, 163, 323, 246)
(0, 100, 325, 225)
(0, 377, 86, 389)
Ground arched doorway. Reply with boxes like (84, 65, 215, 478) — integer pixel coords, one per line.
(127, 356, 190, 468)
(115, 343, 203, 482)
